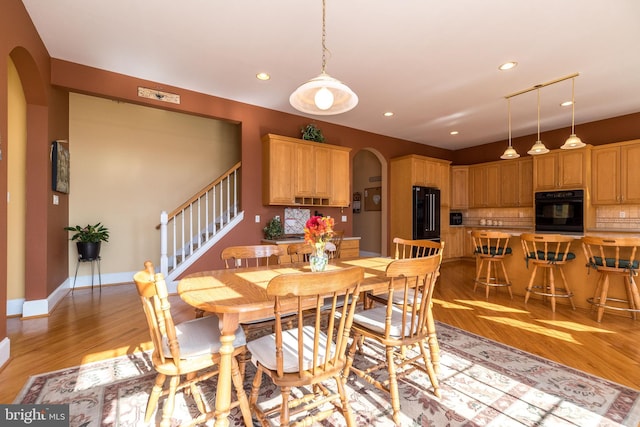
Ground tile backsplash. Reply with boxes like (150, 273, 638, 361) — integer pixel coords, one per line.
(595, 205, 640, 229)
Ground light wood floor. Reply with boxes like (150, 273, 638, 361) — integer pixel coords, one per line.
(1, 260, 639, 404)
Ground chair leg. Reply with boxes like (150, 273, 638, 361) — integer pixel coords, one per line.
(383, 345, 402, 426)
(499, 260, 513, 299)
(485, 260, 492, 299)
(145, 373, 165, 423)
(624, 275, 639, 321)
(334, 376, 355, 427)
(426, 308, 440, 375)
(473, 258, 484, 292)
(279, 386, 292, 427)
(558, 266, 576, 310)
(596, 274, 611, 322)
(524, 265, 538, 305)
(249, 365, 264, 415)
(161, 375, 180, 427)
(548, 267, 557, 312)
(418, 340, 440, 398)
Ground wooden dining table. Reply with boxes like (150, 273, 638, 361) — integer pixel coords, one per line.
(177, 256, 435, 427)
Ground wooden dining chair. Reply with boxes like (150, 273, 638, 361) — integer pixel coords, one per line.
(286, 242, 313, 263)
(221, 244, 285, 268)
(326, 230, 345, 259)
(392, 236, 444, 259)
(344, 255, 442, 426)
(367, 237, 445, 374)
(133, 261, 252, 427)
(471, 230, 514, 299)
(247, 266, 364, 427)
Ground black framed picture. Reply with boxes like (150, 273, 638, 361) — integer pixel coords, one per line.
(51, 140, 70, 193)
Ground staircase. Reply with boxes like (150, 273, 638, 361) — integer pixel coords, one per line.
(159, 162, 242, 282)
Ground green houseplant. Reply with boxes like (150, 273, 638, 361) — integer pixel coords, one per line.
(65, 222, 109, 260)
(300, 123, 325, 143)
(263, 217, 284, 240)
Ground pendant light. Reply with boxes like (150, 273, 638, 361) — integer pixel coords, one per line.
(527, 87, 549, 155)
(500, 98, 520, 159)
(561, 76, 586, 149)
(289, 0, 358, 115)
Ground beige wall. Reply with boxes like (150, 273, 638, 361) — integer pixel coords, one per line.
(7, 58, 26, 299)
(68, 93, 240, 279)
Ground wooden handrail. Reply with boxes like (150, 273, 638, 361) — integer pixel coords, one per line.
(156, 161, 241, 228)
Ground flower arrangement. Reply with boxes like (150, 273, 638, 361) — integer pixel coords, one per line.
(304, 215, 334, 249)
(304, 215, 334, 272)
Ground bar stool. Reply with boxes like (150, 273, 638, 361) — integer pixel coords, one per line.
(582, 236, 640, 322)
(471, 230, 513, 298)
(521, 233, 576, 312)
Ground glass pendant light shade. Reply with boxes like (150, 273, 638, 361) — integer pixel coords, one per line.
(527, 88, 549, 155)
(500, 98, 520, 159)
(290, 73, 358, 115)
(289, 0, 358, 116)
(561, 77, 586, 149)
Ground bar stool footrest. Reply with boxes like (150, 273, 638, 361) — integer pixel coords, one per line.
(587, 297, 640, 313)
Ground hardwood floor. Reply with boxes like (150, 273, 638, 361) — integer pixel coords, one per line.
(1, 260, 639, 404)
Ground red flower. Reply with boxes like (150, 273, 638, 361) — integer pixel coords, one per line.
(304, 216, 334, 245)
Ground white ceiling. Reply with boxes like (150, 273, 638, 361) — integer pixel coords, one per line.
(21, 0, 640, 150)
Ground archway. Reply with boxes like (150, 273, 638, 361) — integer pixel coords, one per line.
(352, 148, 387, 257)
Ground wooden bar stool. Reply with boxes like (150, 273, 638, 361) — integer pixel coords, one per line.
(582, 236, 640, 322)
(471, 230, 513, 298)
(521, 233, 576, 312)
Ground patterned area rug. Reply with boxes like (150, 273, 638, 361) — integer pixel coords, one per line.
(14, 322, 640, 426)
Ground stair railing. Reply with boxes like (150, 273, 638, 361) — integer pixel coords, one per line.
(159, 161, 241, 278)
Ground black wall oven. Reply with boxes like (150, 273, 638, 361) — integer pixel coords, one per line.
(535, 190, 584, 233)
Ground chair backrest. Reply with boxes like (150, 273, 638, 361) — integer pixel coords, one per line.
(221, 244, 285, 268)
(327, 230, 345, 259)
(520, 233, 576, 264)
(133, 261, 180, 367)
(393, 237, 444, 259)
(287, 242, 313, 263)
(471, 230, 512, 258)
(582, 236, 640, 272)
(266, 266, 364, 378)
(383, 254, 442, 342)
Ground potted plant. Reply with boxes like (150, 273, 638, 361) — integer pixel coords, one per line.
(64, 222, 109, 260)
(300, 123, 325, 143)
(263, 217, 284, 240)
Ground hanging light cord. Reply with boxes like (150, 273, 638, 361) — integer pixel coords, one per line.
(536, 87, 541, 140)
(571, 77, 576, 133)
(508, 98, 512, 146)
(320, 0, 328, 74)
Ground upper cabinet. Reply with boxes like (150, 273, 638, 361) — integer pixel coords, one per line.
(262, 134, 351, 207)
(450, 166, 468, 209)
(500, 158, 533, 207)
(533, 147, 591, 191)
(468, 162, 500, 208)
(592, 140, 640, 205)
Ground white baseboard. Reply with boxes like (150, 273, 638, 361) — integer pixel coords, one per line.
(8, 271, 138, 318)
(0, 337, 10, 370)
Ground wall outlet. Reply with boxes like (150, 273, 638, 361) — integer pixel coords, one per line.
(619, 211, 626, 218)
(53, 194, 59, 205)
(255, 215, 260, 223)
(341, 215, 347, 222)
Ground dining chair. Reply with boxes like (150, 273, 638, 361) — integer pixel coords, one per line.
(521, 233, 577, 312)
(582, 236, 640, 322)
(471, 230, 514, 298)
(221, 244, 285, 268)
(133, 261, 252, 427)
(344, 255, 442, 426)
(247, 266, 364, 427)
(326, 230, 345, 259)
(286, 242, 313, 263)
(366, 237, 445, 374)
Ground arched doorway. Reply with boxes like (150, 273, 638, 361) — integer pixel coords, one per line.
(352, 148, 387, 257)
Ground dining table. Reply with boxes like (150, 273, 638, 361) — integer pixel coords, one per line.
(177, 256, 437, 427)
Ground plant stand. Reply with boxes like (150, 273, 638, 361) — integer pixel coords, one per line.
(72, 255, 102, 292)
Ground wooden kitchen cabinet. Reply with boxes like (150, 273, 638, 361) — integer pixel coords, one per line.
(262, 134, 351, 207)
(450, 166, 468, 209)
(592, 139, 640, 205)
(500, 157, 533, 207)
(468, 162, 500, 208)
(442, 227, 465, 260)
(533, 147, 590, 191)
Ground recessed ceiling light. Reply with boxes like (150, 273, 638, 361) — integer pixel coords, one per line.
(450, 131, 459, 135)
(561, 100, 573, 107)
(256, 72, 270, 81)
(383, 112, 394, 117)
(499, 61, 518, 71)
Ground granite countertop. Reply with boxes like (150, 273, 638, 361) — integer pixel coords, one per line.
(263, 236, 361, 244)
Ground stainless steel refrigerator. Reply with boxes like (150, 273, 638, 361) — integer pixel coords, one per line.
(412, 186, 440, 241)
